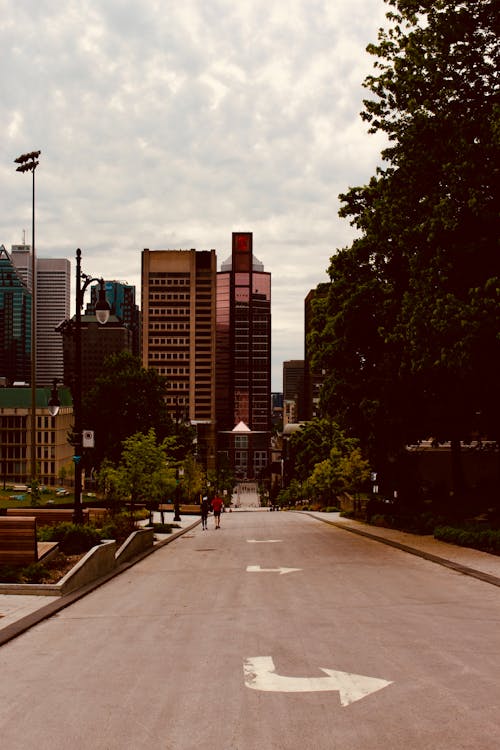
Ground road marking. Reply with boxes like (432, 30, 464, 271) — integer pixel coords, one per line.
(246, 565, 302, 575)
(246, 539, 282, 543)
(243, 656, 393, 706)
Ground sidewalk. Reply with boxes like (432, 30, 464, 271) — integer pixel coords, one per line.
(0, 512, 200, 646)
(306, 511, 500, 587)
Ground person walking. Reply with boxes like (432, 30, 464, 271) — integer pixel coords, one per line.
(200, 495, 209, 530)
(211, 494, 223, 529)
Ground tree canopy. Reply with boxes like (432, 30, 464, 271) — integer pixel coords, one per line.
(309, 0, 500, 499)
(82, 352, 193, 469)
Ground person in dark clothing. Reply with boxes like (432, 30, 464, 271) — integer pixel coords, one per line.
(200, 496, 209, 530)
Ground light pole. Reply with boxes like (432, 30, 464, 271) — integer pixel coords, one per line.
(14, 150, 40, 484)
(72, 248, 110, 523)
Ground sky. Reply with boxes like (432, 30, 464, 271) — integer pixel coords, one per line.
(1, 0, 389, 391)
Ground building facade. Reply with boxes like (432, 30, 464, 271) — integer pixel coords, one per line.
(141, 248, 217, 469)
(216, 232, 271, 481)
(88, 280, 141, 357)
(58, 315, 133, 398)
(0, 245, 31, 385)
(10, 244, 71, 385)
(0, 386, 73, 486)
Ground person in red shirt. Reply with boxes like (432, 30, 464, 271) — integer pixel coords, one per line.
(211, 495, 223, 529)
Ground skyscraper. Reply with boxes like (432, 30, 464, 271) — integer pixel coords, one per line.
(36, 258, 70, 385)
(88, 280, 141, 357)
(0, 245, 31, 384)
(10, 244, 70, 385)
(141, 248, 217, 469)
(216, 232, 271, 481)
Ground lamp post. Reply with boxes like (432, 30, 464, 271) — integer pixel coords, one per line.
(14, 150, 40, 483)
(72, 248, 110, 523)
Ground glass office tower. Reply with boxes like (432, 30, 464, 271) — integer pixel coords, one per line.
(216, 232, 271, 480)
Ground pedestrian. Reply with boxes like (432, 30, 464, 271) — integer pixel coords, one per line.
(211, 494, 223, 529)
(200, 495, 209, 530)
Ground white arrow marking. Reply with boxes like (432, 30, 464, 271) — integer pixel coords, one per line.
(246, 539, 282, 544)
(243, 656, 393, 706)
(246, 565, 302, 575)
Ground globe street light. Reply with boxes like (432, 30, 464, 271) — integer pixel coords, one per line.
(73, 248, 110, 523)
(14, 150, 40, 483)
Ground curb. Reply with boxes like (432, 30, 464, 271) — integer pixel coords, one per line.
(0, 518, 201, 648)
(305, 513, 500, 589)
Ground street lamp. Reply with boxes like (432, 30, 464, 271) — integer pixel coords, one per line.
(14, 150, 40, 483)
(72, 248, 110, 523)
(47, 379, 61, 417)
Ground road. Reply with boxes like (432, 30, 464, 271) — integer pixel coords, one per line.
(1, 511, 499, 749)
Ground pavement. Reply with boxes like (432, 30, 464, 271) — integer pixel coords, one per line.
(1, 509, 499, 647)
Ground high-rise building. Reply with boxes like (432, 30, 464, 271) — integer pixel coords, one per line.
(216, 232, 271, 481)
(0, 245, 31, 384)
(88, 280, 141, 357)
(304, 284, 329, 420)
(58, 314, 133, 398)
(141, 248, 217, 469)
(10, 244, 70, 385)
(283, 359, 305, 426)
(36, 258, 70, 385)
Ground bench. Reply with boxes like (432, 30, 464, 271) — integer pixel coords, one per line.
(5, 508, 89, 526)
(87, 507, 110, 524)
(159, 503, 201, 514)
(0, 516, 38, 565)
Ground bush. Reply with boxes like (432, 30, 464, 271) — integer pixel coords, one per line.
(434, 525, 500, 555)
(38, 523, 102, 554)
(100, 512, 138, 543)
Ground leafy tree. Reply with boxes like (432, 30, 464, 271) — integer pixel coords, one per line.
(82, 352, 192, 469)
(310, 0, 500, 506)
(97, 429, 177, 512)
(180, 453, 204, 503)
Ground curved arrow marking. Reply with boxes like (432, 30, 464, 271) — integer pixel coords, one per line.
(246, 565, 302, 575)
(243, 656, 393, 706)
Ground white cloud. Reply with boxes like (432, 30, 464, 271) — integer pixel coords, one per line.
(1, 0, 389, 389)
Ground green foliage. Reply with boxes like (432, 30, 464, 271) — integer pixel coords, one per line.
(82, 352, 195, 468)
(309, 1, 500, 504)
(434, 525, 500, 555)
(38, 522, 102, 555)
(98, 428, 177, 510)
(100, 512, 138, 542)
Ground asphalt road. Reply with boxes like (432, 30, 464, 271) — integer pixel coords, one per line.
(1, 511, 499, 750)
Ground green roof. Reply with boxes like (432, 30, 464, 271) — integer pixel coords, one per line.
(0, 386, 73, 409)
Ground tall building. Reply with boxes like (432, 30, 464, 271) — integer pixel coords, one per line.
(283, 359, 305, 426)
(88, 280, 141, 357)
(58, 315, 133, 398)
(36, 258, 70, 385)
(304, 284, 329, 420)
(0, 245, 31, 384)
(141, 248, 217, 469)
(10, 245, 70, 385)
(216, 232, 271, 481)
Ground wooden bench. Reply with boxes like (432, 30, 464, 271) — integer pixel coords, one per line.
(5, 508, 89, 526)
(0, 516, 38, 565)
(87, 507, 109, 524)
(159, 503, 202, 514)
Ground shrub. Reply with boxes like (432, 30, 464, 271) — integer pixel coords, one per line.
(38, 523, 102, 555)
(100, 512, 138, 543)
(20, 562, 50, 583)
(0, 565, 21, 583)
(434, 525, 500, 555)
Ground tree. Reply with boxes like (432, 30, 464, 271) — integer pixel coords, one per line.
(310, 0, 500, 507)
(98, 429, 177, 512)
(82, 352, 193, 469)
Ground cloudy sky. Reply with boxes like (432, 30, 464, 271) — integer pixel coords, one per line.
(1, 0, 389, 390)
